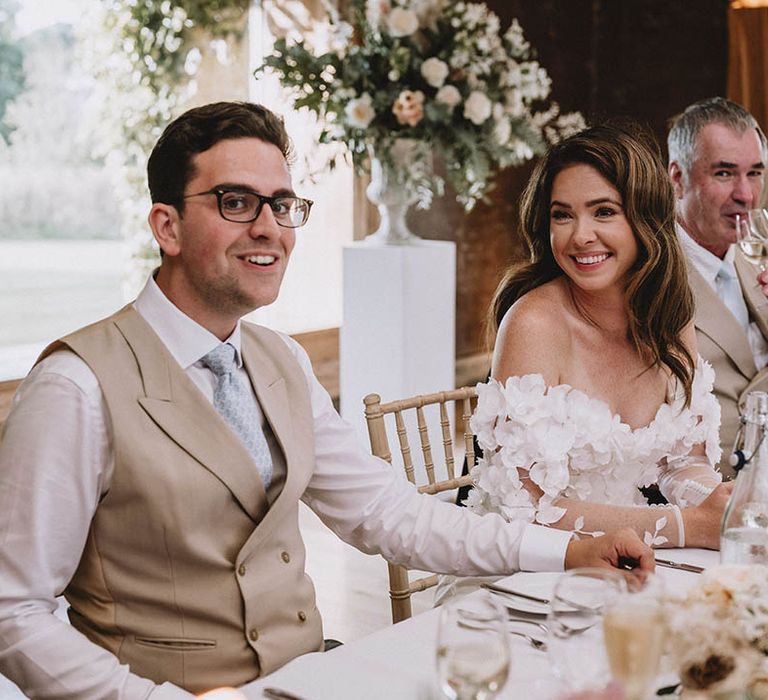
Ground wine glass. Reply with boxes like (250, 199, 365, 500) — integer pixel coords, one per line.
(603, 574, 667, 700)
(736, 212, 768, 270)
(547, 568, 627, 693)
(435, 592, 511, 700)
(748, 208, 768, 240)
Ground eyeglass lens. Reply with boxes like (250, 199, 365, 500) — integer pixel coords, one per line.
(219, 191, 310, 227)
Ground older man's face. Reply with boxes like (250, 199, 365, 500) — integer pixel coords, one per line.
(670, 123, 765, 258)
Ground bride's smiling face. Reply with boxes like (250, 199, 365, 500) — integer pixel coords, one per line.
(549, 163, 638, 294)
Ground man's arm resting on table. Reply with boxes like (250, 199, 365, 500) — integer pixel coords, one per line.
(284, 336, 654, 577)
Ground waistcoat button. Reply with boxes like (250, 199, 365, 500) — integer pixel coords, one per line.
(297, 610, 307, 622)
(249, 628, 259, 641)
(281, 551, 291, 563)
(238, 564, 247, 576)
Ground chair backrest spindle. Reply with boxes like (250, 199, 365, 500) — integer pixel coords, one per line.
(363, 386, 479, 623)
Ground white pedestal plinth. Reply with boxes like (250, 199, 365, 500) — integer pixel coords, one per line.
(340, 239, 456, 442)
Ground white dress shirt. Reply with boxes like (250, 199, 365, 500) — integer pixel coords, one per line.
(677, 224, 768, 369)
(0, 276, 571, 699)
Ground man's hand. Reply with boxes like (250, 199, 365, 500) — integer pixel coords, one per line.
(757, 268, 768, 297)
(564, 528, 654, 581)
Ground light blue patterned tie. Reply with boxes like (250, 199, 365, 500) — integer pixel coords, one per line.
(201, 343, 273, 488)
(716, 262, 749, 330)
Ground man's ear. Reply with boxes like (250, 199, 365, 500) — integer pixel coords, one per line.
(668, 161, 684, 199)
(148, 203, 182, 256)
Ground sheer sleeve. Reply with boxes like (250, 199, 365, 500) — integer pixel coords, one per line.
(657, 358, 723, 507)
(465, 370, 719, 549)
(464, 451, 687, 548)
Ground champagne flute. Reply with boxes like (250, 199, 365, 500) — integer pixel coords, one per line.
(603, 574, 666, 700)
(736, 213, 768, 270)
(547, 568, 627, 693)
(435, 592, 510, 700)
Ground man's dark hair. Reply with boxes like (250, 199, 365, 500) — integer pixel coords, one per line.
(147, 101, 294, 212)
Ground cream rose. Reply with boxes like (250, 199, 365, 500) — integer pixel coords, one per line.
(463, 90, 492, 125)
(345, 93, 376, 129)
(386, 7, 419, 37)
(435, 84, 461, 109)
(420, 57, 449, 88)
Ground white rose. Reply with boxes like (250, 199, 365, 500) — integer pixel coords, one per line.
(435, 84, 461, 109)
(420, 57, 449, 88)
(386, 7, 419, 37)
(345, 93, 376, 129)
(463, 90, 492, 125)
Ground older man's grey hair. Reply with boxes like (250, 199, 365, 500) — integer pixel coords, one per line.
(667, 97, 766, 175)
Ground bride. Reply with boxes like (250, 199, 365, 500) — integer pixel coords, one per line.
(465, 124, 731, 551)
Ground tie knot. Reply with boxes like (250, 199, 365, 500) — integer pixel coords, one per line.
(201, 343, 237, 377)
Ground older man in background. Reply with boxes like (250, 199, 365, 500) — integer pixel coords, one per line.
(668, 97, 768, 477)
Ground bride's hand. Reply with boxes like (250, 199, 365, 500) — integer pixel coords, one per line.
(683, 481, 734, 549)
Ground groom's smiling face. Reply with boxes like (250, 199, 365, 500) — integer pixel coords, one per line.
(150, 137, 297, 338)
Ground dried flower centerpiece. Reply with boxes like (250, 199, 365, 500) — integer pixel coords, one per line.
(667, 565, 768, 698)
(257, 0, 583, 224)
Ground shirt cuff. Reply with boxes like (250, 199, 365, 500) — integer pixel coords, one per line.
(518, 524, 572, 572)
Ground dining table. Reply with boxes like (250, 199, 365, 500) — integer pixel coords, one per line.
(241, 548, 718, 700)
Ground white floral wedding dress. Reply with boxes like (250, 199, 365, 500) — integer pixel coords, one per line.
(464, 357, 723, 548)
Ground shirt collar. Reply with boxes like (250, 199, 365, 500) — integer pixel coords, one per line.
(676, 222, 736, 286)
(133, 272, 243, 370)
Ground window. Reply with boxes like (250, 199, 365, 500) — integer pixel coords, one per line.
(0, 0, 353, 381)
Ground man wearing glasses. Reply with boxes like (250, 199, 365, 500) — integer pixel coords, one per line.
(0, 102, 652, 698)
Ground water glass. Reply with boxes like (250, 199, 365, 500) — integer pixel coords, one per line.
(547, 568, 627, 692)
(435, 592, 511, 700)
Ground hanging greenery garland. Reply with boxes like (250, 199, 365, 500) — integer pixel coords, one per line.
(82, 0, 250, 290)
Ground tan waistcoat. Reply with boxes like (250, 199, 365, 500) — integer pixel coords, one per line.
(40, 306, 323, 692)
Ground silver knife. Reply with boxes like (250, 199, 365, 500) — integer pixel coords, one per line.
(655, 558, 704, 574)
(481, 581, 550, 605)
(263, 687, 308, 700)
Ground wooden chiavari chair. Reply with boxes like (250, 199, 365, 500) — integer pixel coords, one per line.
(363, 386, 478, 623)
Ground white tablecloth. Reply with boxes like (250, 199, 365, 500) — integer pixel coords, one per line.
(241, 549, 718, 700)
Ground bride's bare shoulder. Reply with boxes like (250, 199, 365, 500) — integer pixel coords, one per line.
(498, 280, 569, 335)
(492, 279, 569, 383)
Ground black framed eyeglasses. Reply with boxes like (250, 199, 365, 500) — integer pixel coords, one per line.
(183, 186, 313, 228)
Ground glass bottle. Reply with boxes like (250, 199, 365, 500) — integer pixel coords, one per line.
(721, 391, 768, 564)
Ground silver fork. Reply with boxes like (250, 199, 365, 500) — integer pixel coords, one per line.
(508, 629, 547, 651)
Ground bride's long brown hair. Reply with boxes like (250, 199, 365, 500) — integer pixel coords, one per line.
(490, 123, 695, 403)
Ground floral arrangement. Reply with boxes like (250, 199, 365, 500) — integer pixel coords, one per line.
(257, 0, 584, 209)
(667, 565, 768, 697)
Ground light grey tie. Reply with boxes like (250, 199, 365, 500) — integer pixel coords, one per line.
(201, 343, 273, 488)
(715, 262, 750, 330)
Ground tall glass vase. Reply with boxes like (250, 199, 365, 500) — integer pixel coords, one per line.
(364, 140, 426, 245)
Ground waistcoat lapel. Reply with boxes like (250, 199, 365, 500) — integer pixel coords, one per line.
(114, 309, 269, 523)
(689, 263, 756, 378)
